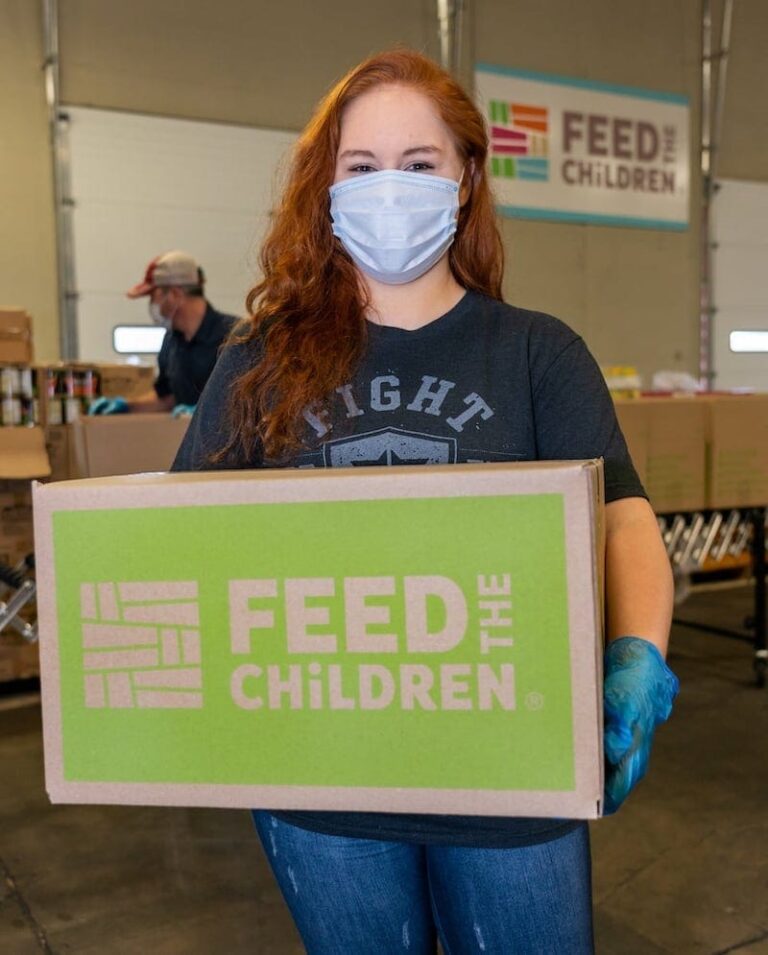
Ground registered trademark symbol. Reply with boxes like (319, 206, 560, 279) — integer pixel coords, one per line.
(525, 692, 545, 711)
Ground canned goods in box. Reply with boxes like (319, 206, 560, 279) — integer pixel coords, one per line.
(43, 368, 59, 399)
(61, 368, 76, 398)
(47, 399, 64, 426)
(1, 366, 21, 398)
(64, 398, 81, 423)
(18, 368, 34, 399)
(1, 396, 22, 426)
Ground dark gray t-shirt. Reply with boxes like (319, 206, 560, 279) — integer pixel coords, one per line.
(172, 290, 645, 847)
(155, 302, 237, 406)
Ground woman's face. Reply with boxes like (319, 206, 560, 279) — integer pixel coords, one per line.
(333, 85, 466, 186)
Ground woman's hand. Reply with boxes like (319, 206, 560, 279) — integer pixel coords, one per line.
(603, 636, 679, 814)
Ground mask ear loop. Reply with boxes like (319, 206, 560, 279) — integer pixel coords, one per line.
(456, 165, 471, 218)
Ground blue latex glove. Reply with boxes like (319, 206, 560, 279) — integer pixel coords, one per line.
(88, 396, 129, 415)
(603, 636, 679, 815)
(171, 403, 197, 418)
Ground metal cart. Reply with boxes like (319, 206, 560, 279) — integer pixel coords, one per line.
(660, 506, 767, 687)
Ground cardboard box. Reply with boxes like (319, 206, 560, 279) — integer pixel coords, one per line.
(705, 394, 768, 508)
(97, 363, 156, 400)
(0, 479, 35, 567)
(0, 638, 40, 683)
(0, 427, 51, 480)
(612, 399, 649, 486)
(45, 424, 73, 483)
(640, 398, 707, 513)
(33, 461, 605, 817)
(69, 415, 190, 478)
(0, 309, 33, 364)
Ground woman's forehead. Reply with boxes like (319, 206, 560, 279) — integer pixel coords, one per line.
(339, 85, 451, 144)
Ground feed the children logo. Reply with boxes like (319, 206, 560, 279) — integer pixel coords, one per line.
(79, 581, 202, 709)
(489, 99, 550, 181)
(80, 574, 525, 715)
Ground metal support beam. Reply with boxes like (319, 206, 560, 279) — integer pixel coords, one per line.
(699, 0, 735, 390)
(436, 0, 466, 76)
(42, 0, 78, 359)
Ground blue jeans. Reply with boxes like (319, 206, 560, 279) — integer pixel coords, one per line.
(253, 812, 594, 954)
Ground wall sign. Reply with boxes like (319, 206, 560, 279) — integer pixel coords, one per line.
(476, 65, 690, 230)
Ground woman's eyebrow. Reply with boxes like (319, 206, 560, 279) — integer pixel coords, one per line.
(338, 149, 377, 160)
(402, 145, 442, 157)
(338, 145, 443, 161)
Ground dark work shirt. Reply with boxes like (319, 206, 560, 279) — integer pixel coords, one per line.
(155, 301, 237, 406)
(172, 290, 646, 848)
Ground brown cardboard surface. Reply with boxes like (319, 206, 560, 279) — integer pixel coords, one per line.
(613, 399, 649, 487)
(0, 427, 51, 479)
(640, 398, 707, 513)
(0, 309, 33, 364)
(97, 363, 155, 399)
(0, 479, 34, 566)
(0, 639, 39, 683)
(45, 425, 73, 483)
(705, 394, 768, 508)
(33, 461, 605, 817)
(69, 415, 190, 478)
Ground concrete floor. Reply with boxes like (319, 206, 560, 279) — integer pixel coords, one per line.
(1, 586, 766, 954)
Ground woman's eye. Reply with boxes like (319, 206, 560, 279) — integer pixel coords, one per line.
(350, 164, 376, 174)
(406, 162, 434, 172)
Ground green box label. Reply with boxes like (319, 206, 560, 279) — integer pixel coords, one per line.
(53, 494, 575, 792)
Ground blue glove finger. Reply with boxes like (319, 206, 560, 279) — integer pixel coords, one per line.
(604, 710, 636, 766)
(88, 397, 110, 415)
(603, 680, 643, 764)
(88, 396, 128, 415)
(604, 728, 652, 814)
(171, 403, 196, 418)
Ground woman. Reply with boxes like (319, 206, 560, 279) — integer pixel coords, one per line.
(174, 49, 678, 955)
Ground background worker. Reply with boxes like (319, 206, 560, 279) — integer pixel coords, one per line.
(90, 250, 237, 415)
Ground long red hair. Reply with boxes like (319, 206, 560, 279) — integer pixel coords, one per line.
(223, 48, 504, 463)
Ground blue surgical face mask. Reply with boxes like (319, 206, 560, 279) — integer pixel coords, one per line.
(328, 169, 461, 285)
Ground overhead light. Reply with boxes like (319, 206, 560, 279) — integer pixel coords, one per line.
(112, 325, 166, 354)
(729, 330, 768, 353)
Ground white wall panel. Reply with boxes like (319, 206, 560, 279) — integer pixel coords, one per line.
(713, 179, 768, 390)
(65, 106, 296, 361)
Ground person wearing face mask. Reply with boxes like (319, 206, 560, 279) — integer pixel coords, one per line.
(171, 50, 677, 954)
(89, 250, 237, 415)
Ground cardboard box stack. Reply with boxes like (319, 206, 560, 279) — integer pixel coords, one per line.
(0, 433, 48, 683)
(1, 308, 42, 681)
(613, 394, 768, 512)
(37, 361, 183, 480)
(1, 309, 181, 683)
(0, 309, 33, 365)
(613, 400, 648, 487)
(705, 394, 768, 509)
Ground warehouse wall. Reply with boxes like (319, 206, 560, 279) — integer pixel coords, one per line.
(57, 0, 439, 130)
(717, 0, 768, 181)
(475, 0, 703, 376)
(0, 0, 59, 361)
(2, 1, 767, 374)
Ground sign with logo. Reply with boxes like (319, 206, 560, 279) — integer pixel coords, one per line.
(476, 64, 690, 230)
(34, 462, 604, 817)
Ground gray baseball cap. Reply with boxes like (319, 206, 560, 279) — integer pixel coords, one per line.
(126, 250, 204, 298)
